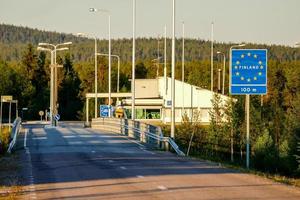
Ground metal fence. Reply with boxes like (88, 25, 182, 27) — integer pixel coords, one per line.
(7, 117, 22, 153)
(91, 118, 185, 156)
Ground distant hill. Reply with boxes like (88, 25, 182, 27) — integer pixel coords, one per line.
(1, 23, 300, 63)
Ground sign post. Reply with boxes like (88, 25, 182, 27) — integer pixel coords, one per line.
(230, 49, 267, 169)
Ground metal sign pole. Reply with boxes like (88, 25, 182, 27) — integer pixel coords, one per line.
(246, 94, 250, 168)
(9, 101, 12, 132)
(0, 101, 2, 136)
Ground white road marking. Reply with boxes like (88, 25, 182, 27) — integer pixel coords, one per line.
(157, 185, 168, 191)
(120, 166, 127, 170)
(108, 160, 114, 163)
(32, 137, 47, 140)
(136, 175, 144, 178)
(91, 150, 96, 153)
(24, 129, 28, 148)
(63, 135, 76, 138)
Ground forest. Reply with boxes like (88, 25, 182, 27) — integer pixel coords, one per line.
(0, 23, 300, 175)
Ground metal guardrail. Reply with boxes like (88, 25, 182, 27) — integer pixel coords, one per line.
(91, 118, 185, 156)
(7, 117, 22, 153)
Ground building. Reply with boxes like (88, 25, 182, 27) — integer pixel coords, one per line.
(121, 77, 232, 124)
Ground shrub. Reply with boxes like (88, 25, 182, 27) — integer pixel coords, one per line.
(252, 129, 278, 172)
(0, 126, 11, 154)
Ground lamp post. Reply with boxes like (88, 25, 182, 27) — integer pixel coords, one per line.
(182, 21, 185, 114)
(37, 42, 71, 126)
(211, 22, 214, 91)
(132, 0, 136, 120)
(96, 53, 121, 102)
(76, 33, 98, 118)
(90, 8, 112, 117)
(164, 25, 167, 97)
(171, 0, 176, 139)
(217, 51, 226, 95)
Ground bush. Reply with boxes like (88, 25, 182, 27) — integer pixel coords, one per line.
(252, 129, 278, 172)
(0, 126, 11, 154)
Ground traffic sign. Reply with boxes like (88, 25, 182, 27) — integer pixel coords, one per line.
(230, 49, 267, 95)
(100, 105, 110, 118)
(54, 114, 60, 121)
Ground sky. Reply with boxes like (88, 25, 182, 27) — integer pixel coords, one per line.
(0, 0, 300, 46)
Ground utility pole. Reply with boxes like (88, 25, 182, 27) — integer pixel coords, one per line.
(171, 0, 176, 139)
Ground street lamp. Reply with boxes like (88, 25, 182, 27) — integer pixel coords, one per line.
(37, 42, 72, 126)
(182, 21, 185, 114)
(171, 0, 176, 139)
(76, 32, 98, 118)
(211, 22, 214, 91)
(132, 0, 136, 120)
(90, 8, 112, 117)
(96, 53, 121, 102)
(217, 51, 226, 95)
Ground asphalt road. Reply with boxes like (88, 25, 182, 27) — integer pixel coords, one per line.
(16, 121, 300, 200)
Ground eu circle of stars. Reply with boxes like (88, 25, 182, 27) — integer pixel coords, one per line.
(231, 49, 267, 85)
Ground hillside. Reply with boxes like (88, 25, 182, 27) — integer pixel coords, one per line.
(0, 23, 299, 62)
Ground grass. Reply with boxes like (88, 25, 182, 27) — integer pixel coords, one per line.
(0, 126, 11, 153)
(0, 152, 22, 199)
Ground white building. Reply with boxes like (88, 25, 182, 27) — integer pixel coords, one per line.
(122, 77, 232, 124)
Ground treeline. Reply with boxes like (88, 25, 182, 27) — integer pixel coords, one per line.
(1, 23, 300, 63)
(1, 24, 300, 175)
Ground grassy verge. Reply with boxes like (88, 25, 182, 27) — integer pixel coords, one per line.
(0, 126, 11, 153)
(0, 154, 22, 200)
(190, 154, 300, 188)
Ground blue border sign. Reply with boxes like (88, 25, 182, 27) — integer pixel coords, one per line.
(100, 105, 110, 118)
(230, 49, 267, 95)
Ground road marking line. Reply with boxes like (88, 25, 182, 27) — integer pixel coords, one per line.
(157, 185, 168, 190)
(91, 150, 96, 153)
(120, 166, 127, 170)
(24, 129, 28, 148)
(108, 160, 114, 163)
(136, 175, 144, 178)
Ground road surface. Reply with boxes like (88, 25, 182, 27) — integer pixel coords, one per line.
(16, 122, 300, 200)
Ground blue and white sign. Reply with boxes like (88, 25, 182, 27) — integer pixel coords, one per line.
(230, 49, 267, 95)
(100, 105, 110, 118)
(54, 114, 60, 121)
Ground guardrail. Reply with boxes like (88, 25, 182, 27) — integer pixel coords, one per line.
(7, 117, 22, 153)
(91, 118, 185, 156)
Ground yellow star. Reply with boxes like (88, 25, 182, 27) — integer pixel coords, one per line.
(241, 77, 244, 81)
(234, 66, 238, 69)
(236, 61, 240, 65)
(247, 78, 251, 82)
(236, 72, 240, 76)
(258, 61, 262, 65)
(241, 54, 245, 58)
(247, 53, 251, 56)
(254, 54, 257, 58)
(258, 72, 262, 76)
(253, 77, 257, 80)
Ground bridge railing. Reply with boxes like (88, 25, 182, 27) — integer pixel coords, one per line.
(91, 118, 185, 156)
(7, 117, 22, 153)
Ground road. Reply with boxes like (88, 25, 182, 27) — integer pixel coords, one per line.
(16, 121, 300, 200)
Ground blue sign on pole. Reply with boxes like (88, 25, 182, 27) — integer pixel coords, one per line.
(230, 49, 267, 95)
(100, 105, 110, 118)
(54, 114, 60, 121)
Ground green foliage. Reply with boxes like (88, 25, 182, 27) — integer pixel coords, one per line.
(252, 129, 277, 172)
(0, 126, 11, 153)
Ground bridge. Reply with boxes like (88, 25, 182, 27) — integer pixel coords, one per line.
(3, 119, 299, 199)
